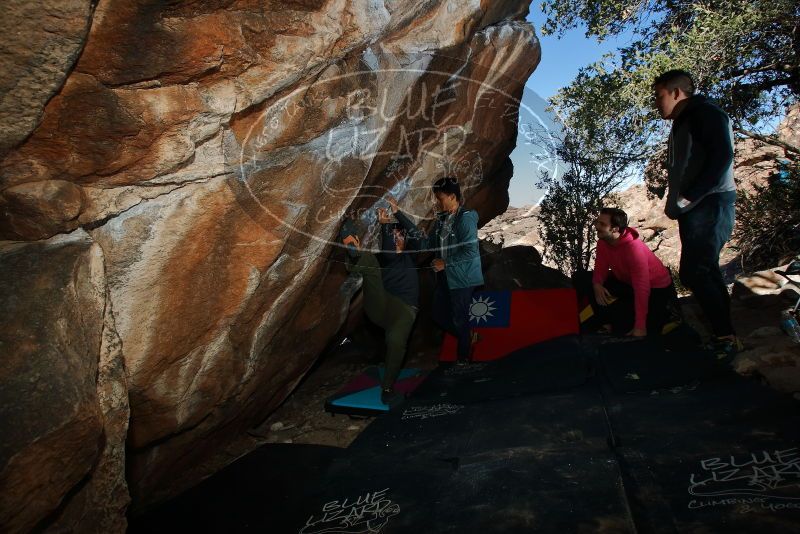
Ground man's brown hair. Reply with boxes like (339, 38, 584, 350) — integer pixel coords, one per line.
(653, 69, 696, 96)
(600, 207, 628, 232)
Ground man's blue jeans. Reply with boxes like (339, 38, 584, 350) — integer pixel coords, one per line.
(678, 191, 736, 337)
(432, 273, 475, 361)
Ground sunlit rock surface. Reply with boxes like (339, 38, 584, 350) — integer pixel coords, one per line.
(0, 0, 539, 527)
(0, 1, 94, 157)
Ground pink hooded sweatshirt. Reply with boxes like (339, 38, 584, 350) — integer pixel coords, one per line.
(592, 227, 672, 330)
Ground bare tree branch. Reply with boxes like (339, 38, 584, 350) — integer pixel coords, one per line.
(727, 62, 798, 78)
(735, 127, 800, 156)
(733, 75, 800, 94)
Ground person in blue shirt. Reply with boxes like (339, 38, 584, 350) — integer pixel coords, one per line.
(388, 177, 484, 363)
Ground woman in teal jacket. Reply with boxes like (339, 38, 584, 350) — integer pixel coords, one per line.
(390, 177, 483, 363)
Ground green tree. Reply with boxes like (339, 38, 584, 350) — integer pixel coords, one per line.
(538, 0, 800, 269)
(732, 160, 800, 270)
(532, 124, 636, 274)
(541, 0, 800, 170)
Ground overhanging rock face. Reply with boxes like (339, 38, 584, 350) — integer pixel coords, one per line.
(0, 0, 540, 528)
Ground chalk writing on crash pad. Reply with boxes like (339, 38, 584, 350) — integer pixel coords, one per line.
(300, 488, 399, 534)
(401, 404, 465, 421)
(687, 448, 800, 502)
(444, 362, 488, 376)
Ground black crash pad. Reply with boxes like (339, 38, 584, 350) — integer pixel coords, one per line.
(346, 387, 612, 464)
(602, 374, 800, 447)
(601, 372, 800, 533)
(295, 446, 634, 533)
(300, 386, 633, 533)
(598, 338, 727, 394)
(411, 335, 590, 405)
(127, 444, 343, 533)
(616, 433, 800, 533)
(129, 333, 800, 534)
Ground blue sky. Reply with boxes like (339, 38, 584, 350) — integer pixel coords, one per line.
(507, 7, 634, 206)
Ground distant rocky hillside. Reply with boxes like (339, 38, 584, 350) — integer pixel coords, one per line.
(477, 188, 698, 274)
(479, 204, 541, 249)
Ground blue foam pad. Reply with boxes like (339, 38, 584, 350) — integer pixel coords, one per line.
(329, 386, 388, 412)
(325, 367, 426, 416)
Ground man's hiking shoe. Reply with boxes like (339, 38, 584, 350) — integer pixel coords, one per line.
(710, 336, 743, 363)
(338, 218, 361, 259)
(593, 324, 614, 335)
(380, 388, 404, 409)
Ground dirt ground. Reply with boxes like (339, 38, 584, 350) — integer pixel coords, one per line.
(246, 333, 440, 448)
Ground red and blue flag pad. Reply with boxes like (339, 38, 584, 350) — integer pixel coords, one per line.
(439, 288, 579, 362)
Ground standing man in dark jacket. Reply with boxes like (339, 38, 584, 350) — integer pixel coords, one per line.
(652, 69, 739, 355)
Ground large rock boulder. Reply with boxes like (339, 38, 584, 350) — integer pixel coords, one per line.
(0, 231, 129, 533)
(0, 0, 540, 527)
(480, 241, 570, 289)
(730, 264, 800, 397)
(479, 204, 542, 249)
(0, 1, 94, 157)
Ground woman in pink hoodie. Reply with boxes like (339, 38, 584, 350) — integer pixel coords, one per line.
(578, 207, 676, 336)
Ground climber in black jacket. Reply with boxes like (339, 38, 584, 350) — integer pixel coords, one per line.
(339, 209, 419, 407)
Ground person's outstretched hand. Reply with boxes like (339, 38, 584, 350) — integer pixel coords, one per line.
(342, 235, 360, 249)
(593, 283, 613, 306)
(432, 258, 446, 272)
(377, 207, 392, 224)
(386, 195, 399, 213)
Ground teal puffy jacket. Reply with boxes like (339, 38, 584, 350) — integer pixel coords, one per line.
(395, 207, 484, 290)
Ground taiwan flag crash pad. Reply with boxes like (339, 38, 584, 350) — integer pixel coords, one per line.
(439, 288, 579, 361)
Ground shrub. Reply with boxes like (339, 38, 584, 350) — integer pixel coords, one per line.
(732, 160, 800, 271)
